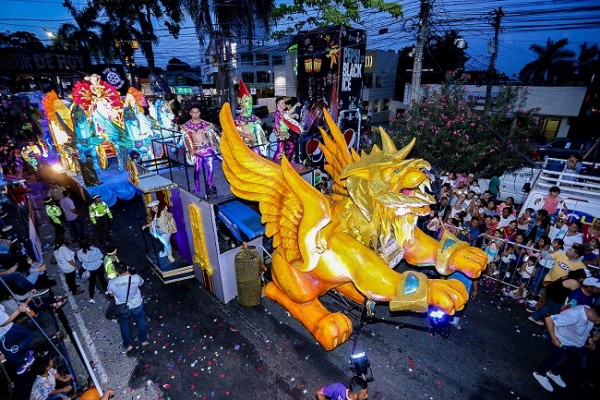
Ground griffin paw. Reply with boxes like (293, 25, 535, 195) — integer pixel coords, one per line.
(427, 279, 468, 315)
(314, 312, 353, 351)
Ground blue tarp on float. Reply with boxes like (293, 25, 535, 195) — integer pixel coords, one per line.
(71, 163, 139, 206)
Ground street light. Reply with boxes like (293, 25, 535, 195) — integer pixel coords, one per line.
(44, 29, 56, 39)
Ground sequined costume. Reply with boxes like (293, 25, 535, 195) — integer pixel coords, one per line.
(182, 118, 218, 194)
(234, 79, 268, 156)
(272, 107, 294, 162)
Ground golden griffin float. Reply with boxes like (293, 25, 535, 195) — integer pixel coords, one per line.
(220, 103, 486, 350)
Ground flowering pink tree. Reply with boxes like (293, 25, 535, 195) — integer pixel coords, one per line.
(390, 77, 539, 176)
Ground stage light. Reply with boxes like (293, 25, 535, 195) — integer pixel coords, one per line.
(51, 163, 65, 173)
(427, 306, 451, 331)
(350, 352, 371, 377)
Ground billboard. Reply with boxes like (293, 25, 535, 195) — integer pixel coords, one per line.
(296, 25, 366, 160)
(0, 48, 91, 75)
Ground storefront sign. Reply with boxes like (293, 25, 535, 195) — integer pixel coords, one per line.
(0, 49, 90, 74)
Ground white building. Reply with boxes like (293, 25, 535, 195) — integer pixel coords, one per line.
(362, 50, 398, 124)
(395, 84, 587, 139)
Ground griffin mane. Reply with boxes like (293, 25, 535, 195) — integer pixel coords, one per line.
(319, 108, 430, 254)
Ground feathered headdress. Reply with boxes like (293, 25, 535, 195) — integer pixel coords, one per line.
(237, 79, 251, 106)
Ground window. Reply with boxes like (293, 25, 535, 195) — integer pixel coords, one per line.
(364, 73, 373, 88)
(256, 53, 269, 66)
(382, 98, 390, 111)
(242, 72, 254, 84)
(272, 55, 284, 65)
(256, 71, 272, 83)
(240, 53, 253, 66)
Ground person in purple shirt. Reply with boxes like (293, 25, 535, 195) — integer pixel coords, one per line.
(316, 376, 368, 400)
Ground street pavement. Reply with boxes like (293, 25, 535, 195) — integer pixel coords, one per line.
(8, 179, 598, 400)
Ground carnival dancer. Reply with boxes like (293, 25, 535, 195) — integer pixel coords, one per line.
(234, 79, 268, 156)
(142, 200, 177, 262)
(44, 197, 65, 238)
(88, 195, 112, 244)
(181, 107, 219, 194)
(272, 97, 301, 163)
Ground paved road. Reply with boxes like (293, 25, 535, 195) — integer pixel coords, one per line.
(9, 182, 598, 400)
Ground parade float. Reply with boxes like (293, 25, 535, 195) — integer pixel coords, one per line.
(219, 102, 487, 350)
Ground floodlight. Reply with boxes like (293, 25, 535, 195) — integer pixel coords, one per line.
(427, 306, 451, 331)
(350, 352, 371, 377)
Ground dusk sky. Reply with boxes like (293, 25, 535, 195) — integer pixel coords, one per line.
(0, 0, 599, 78)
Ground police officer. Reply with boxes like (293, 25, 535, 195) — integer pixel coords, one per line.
(89, 195, 112, 243)
(44, 197, 64, 237)
(104, 246, 119, 280)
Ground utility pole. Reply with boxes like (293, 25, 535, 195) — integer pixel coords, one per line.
(410, 0, 432, 104)
(484, 6, 504, 111)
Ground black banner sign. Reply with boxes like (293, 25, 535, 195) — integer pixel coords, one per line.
(0, 48, 91, 74)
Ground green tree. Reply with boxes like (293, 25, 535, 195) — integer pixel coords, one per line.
(519, 38, 575, 85)
(396, 30, 469, 91)
(389, 76, 539, 176)
(183, 0, 274, 106)
(271, 0, 402, 38)
(0, 31, 45, 49)
(575, 41, 600, 84)
(55, 0, 114, 62)
(93, 0, 184, 93)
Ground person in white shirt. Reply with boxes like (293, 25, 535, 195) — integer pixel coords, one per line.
(561, 221, 583, 250)
(77, 238, 107, 304)
(532, 305, 600, 392)
(52, 236, 83, 296)
(107, 262, 148, 353)
(497, 208, 515, 228)
(548, 215, 568, 242)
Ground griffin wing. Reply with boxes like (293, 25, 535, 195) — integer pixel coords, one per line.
(41, 91, 74, 136)
(318, 108, 360, 198)
(220, 103, 331, 273)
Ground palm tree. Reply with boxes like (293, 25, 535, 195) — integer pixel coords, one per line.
(183, 0, 275, 106)
(93, 0, 184, 93)
(576, 42, 600, 84)
(56, 0, 113, 62)
(519, 38, 575, 85)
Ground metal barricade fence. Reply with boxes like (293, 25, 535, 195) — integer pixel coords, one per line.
(442, 224, 548, 297)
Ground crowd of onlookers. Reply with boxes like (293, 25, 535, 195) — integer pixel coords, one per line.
(424, 170, 600, 393)
(419, 171, 599, 296)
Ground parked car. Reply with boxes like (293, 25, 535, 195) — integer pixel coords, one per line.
(534, 138, 598, 160)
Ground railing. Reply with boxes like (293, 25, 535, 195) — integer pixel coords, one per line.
(533, 158, 600, 202)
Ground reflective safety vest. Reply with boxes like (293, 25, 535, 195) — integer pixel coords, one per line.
(45, 204, 63, 225)
(104, 255, 119, 279)
(89, 201, 112, 224)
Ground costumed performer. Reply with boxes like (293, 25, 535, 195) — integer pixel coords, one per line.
(126, 150, 140, 186)
(272, 97, 301, 163)
(181, 107, 219, 194)
(142, 200, 177, 262)
(234, 79, 268, 156)
(74, 150, 102, 187)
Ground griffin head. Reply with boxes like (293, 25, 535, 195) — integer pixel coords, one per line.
(320, 111, 435, 251)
